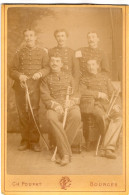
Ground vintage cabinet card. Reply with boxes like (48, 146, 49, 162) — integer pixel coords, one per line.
(1, 4, 129, 195)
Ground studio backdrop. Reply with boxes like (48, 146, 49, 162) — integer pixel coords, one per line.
(7, 7, 122, 132)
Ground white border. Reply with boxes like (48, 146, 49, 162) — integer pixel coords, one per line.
(0, 0, 129, 5)
(0, 1, 128, 195)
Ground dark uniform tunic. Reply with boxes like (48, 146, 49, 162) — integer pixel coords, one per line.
(40, 71, 81, 157)
(75, 47, 110, 77)
(10, 46, 49, 145)
(80, 72, 122, 152)
(49, 46, 80, 90)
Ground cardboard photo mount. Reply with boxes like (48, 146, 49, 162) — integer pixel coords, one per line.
(1, 4, 129, 195)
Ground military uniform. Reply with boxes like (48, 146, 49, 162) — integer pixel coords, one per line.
(49, 46, 80, 90)
(80, 72, 122, 153)
(40, 71, 82, 157)
(10, 46, 49, 147)
(75, 47, 110, 76)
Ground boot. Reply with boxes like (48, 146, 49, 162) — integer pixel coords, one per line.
(105, 150, 116, 159)
(99, 149, 106, 157)
(60, 155, 70, 166)
(18, 141, 29, 151)
(30, 143, 42, 152)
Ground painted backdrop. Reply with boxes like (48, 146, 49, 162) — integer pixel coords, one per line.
(7, 7, 122, 132)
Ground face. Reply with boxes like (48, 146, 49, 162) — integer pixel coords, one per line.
(50, 57, 63, 72)
(55, 32, 67, 47)
(24, 30, 37, 47)
(86, 60, 99, 74)
(87, 33, 99, 48)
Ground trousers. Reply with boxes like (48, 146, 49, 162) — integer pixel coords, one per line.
(47, 105, 81, 157)
(15, 88, 40, 145)
(82, 103, 122, 151)
(101, 117, 122, 151)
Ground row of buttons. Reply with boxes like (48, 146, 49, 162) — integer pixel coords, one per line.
(20, 62, 41, 65)
(19, 67, 40, 70)
(20, 57, 41, 60)
(52, 94, 67, 98)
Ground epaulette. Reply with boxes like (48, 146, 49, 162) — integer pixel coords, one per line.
(35, 47, 47, 53)
(16, 47, 26, 54)
(15, 49, 20, 54)
(35, 47, 41, 51)
(80, 47, 87, 52)
(75, 50, 82, 58)
(99, 73, 109, 82)
(20, 47, 27, 52)
(43, 48, 48, 54)
(67, 47, 73, 52)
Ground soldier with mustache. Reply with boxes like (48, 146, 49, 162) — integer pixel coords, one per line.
(40, 56, 81, 166)
(49, 29, 80, 91)
(75, 32, 110, 76)
(10, 29, 49, 152)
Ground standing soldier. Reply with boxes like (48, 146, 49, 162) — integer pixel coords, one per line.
(10, 29, 49, 152)
(40, 56, 82, 166)
(48, 29, 80, 91)
(75, 32, 110, 76)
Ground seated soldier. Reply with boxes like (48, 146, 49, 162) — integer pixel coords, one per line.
(40, 56, 81, 166)
(80, 58, 122, 159)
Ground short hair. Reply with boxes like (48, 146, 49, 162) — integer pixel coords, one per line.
(54, 29, 69, 38)
(87, 58, 101, 65)
(49, 55, 63, 63)
(87, 31, 99, 37)
(50, 55, 62, 60)
(23, 28, 36, 35)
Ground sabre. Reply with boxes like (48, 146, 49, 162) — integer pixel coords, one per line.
(24, 81, 50, 151)
(95, 88, 120, 156)
(106, 88, 120, 117)
(51, 86, 72, 162)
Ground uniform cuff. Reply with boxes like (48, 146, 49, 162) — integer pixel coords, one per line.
(50, 100, 59, 109)
(71, 97, 80, 105)
(38, 72, 43, 78)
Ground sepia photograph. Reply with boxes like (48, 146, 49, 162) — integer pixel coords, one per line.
(1, 4, 128, 194)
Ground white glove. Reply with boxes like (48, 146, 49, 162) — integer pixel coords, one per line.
(19, 75, 29, 82)
(32, 72, 42, 80)
(112, 104, 121, 113)
(98, 92, 109, 102)
(55, 105, 64, 115)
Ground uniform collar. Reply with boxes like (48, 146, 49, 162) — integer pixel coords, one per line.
(86, 72, 100, 78)
(88, 46, 99, 50)
(25, 45, 37, 51)
(56, 45, 68, 49)
(51, 70, 64, 77)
